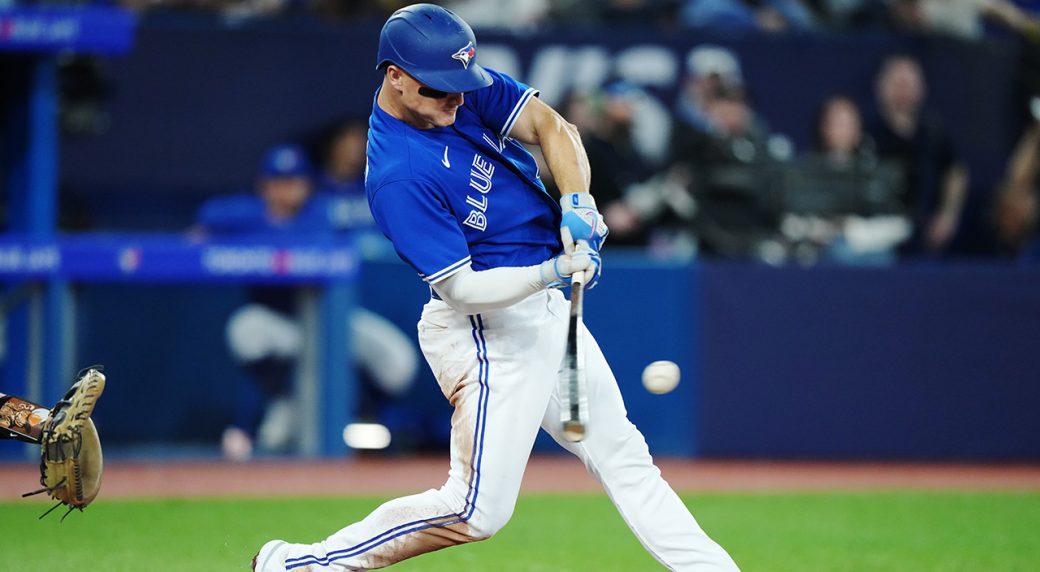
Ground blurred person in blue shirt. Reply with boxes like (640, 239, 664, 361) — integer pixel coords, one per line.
(196, 143, 336, 239)
(317, 119, 377, 231)
(195, 143, 418, 460)
(680, 0, 817, 33)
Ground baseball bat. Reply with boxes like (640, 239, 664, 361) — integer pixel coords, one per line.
(560, 271, 588, 442)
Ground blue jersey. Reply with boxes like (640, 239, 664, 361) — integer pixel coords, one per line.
(195, 192, 338, 240)
(317, 175, 378, 231)
(366, 68, 562, 285)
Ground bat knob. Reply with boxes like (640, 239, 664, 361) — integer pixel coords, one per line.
(562, 421, 585, 443)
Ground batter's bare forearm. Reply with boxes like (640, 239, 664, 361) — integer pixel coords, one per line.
(540, 118, 592, 197)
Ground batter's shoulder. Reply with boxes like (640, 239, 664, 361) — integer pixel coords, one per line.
(365, 135, 445, 199)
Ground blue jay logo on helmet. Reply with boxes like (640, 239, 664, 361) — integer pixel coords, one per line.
(452, 42, 476, 70)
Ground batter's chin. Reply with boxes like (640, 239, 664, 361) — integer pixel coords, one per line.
(436, 110, 459, 126)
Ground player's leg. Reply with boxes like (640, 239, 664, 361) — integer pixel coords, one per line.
(349, 307, 419, 398)
(256, 293, 566, 571)
(225, 303, 302, 455)
(541, 322, 740, 572)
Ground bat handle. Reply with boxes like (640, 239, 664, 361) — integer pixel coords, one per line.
(570, 239, 589, 289)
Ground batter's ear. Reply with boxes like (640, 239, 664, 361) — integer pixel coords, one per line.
(385, 65, 406, 91)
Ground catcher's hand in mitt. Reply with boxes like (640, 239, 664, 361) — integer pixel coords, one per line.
(23, 367, 106, 520)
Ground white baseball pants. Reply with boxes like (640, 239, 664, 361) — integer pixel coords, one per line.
(262, 289, 739, 571)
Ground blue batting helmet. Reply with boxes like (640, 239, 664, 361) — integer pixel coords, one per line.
(376, 3, 493, 93)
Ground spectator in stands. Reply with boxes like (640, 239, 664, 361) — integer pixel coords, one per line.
(867, 54, 969, 255)
(813, 95, 872, 165)
(676, 45, 745, 134)
(194, 143, 418, 460)
(564, 82, 655, 246)
(801, 0, 873, 28)
(663, 47, 794, 258)
(308, 0, 387, 24)
(837, 0, 1040, 38)
(679, 0, 817, 33)
(317, 119, 378, 233)
(994, 117, 1040, 258)
(826, 0, 925, 33)
(782, 94, 909, 264)
(833, 0, 1039, 37)
(120, 0, 290, 20)
(547, 0, 677, 27)
(443, 0, 548, 30)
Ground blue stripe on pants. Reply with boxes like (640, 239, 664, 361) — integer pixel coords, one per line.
(284, 316, 490, 569)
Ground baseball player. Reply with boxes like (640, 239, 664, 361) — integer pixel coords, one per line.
(196, 143, 418, 459)
(252, 4, 739, 571)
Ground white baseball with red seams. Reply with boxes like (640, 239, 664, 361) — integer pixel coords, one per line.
(643, 360, 682, 394)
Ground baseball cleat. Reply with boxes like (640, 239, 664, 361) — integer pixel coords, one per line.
(252, 540, 287, 571)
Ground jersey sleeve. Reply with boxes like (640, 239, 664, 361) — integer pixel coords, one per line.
(471, 68, 540, 140)
(369, 179, 471, 284)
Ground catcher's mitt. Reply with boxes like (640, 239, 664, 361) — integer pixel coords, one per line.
(23, 367, 106, 520)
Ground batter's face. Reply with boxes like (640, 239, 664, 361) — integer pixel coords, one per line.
(384, 66, 464, 129)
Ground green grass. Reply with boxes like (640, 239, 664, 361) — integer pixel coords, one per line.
(2, 492, 1039, 571)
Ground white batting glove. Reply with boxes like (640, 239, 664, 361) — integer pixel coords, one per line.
(539, 242, 602, 290)
(560, 192, 609, 254)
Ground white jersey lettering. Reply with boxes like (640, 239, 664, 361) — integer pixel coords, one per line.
(465, 195, 488, 212)
(463, 211, 487, 231)
(464, 153, 495, 231)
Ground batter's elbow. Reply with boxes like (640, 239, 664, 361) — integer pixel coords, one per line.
(558, 117, 580, 140)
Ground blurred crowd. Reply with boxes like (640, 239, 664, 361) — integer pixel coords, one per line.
(537, 48, 965, 264)
(11, 0, 1040, 265)
(7, 0, 1040, 39)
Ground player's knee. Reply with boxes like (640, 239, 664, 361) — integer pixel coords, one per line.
(466, 505, 515, 539)
(226, 305, 302, 361)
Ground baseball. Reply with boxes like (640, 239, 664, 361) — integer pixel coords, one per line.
(642, 360, 681, 394)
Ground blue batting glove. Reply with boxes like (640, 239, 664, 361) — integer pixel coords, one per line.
(560, 192, 609, 253)
(539, 243, 602, 290)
